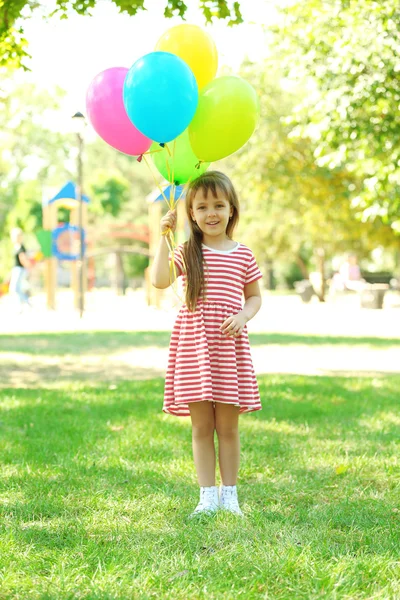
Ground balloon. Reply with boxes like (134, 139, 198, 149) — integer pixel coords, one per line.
(86, 67, 152, 156)
(151, 129, 210, 185)
(123, 52, 198, 143)
(155, 24, 218, 91)
(189, 76, 259, 162)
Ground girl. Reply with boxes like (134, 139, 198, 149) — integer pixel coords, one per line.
(151, 171, 262, 518)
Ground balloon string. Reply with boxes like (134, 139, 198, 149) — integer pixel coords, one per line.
(162, 227, 185, 300)
(143, 147, 164, 156)
(178, 176, 192, 202)
(165, 145, 172, 184)
(142, 154, 171, 208)
(171, 139, 176, 197)
(142, 141, 185, 300)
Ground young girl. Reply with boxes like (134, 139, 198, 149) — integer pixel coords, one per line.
(151, 171, 262, 518)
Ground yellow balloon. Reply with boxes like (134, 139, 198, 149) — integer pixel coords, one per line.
(155, 24, 218, 91)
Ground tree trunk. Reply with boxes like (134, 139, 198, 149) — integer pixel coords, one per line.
(116, 252, 127, 296)
(264, 260, 275, 290)
(315, 247, 326, 302)
(295, 255, 309, 279)
(396, 248, 400, 279)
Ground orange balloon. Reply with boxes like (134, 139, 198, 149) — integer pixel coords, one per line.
(155, 24, 218, 91)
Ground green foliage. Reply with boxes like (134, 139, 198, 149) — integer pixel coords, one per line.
(273, 0, 400, 231)
(0, 0, 243, 69)
(226, 59, 399, 273)
(90, 172, 130, 218)
(125, 252, 149, 279)
(280, 260, 308, 289)
(6, 179, 42, 231)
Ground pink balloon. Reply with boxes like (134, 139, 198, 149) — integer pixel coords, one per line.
(86, 67, 152, 156)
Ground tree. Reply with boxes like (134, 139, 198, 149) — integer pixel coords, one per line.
(0, 77, 155, 281)
(272, 0, 400, 233)
(90, 173, 131, 218)
(224, 59, 399, 298)
(0, 0, 243, 70)
(0, 81, 71, 234)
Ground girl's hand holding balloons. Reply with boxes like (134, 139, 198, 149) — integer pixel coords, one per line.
(161, 210, 177, 235)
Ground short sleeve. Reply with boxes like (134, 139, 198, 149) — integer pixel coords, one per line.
(169, 243, 185, 277)
(245, 251, 263, 285)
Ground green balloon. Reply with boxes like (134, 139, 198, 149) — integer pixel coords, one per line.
(189, 76, 259, 162)
(151, 129, 210, 185)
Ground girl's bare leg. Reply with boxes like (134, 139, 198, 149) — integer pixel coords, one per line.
(215, 403, 240, 486)
(188, 401, 216, 487)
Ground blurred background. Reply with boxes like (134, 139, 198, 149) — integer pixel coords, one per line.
(1, 0, 399, 326)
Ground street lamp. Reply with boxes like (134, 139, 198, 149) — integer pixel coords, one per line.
(72, 111, 86, 318)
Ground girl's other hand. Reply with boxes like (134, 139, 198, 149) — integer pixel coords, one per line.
(220, 312, 247, 337)
(160, 209, 177, 235)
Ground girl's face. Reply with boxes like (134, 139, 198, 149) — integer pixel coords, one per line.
(190, 187, 233, 240)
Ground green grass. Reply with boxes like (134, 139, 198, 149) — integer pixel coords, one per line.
(0, 375, 399, 599)
(0, 331, 399, 598)
(1, 330, 400, 357)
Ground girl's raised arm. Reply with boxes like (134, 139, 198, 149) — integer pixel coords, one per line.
(151, 210, 179, 289)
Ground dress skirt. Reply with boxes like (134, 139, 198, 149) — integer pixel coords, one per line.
(163, 300, 262, 417)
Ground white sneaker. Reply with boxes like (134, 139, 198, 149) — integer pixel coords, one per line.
(189, 486, 219, 518)
(219, 485, 243, 516)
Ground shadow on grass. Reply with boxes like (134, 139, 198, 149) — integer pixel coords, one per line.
(1, 373, 399, 592)
(1, 331, 400, 357)
(1, 374, 399, 485)
(1, 375, 399, 470)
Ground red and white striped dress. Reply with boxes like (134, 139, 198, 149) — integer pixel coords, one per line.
(163, 242, 263, 417)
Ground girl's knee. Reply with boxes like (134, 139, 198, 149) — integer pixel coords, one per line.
(215, 403, 240, 438)
(215, 423, 239, 439)
(189, 401, 215, 438)
(192, 421, 215, 439)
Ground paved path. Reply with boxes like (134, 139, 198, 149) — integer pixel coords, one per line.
(2, 289, 400, 337)
(1, 290, 399, 386)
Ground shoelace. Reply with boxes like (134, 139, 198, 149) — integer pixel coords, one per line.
(194, 490, 218, 511)
(201, 489, 218, 502)
(221, 488, 238, 503)
(222, 488, 236, 496)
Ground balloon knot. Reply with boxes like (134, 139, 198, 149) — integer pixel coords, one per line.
(174, 180, 180, 186)
(159, 143, 165, 148)
(137, 154, 143, 163)
(195, 161, 202, 170)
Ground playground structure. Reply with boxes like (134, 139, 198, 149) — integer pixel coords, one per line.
(41, 182, 89, 310)
(38, 182, 186, 311)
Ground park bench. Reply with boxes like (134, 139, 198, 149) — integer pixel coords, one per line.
(295, 271, 399, 309)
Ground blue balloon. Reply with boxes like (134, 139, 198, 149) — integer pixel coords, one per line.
(123, 51, 198, 144)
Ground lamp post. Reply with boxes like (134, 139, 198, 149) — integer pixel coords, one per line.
(72, 111, 86, 318)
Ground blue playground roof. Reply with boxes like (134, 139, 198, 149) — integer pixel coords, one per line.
(154, 184, 185, 203)
(45, 181, 90, 205)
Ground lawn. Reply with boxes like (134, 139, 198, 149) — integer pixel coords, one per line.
(0, 332, 399, 599)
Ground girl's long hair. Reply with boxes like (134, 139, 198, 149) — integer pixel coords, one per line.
(183, 171, 240, 312)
